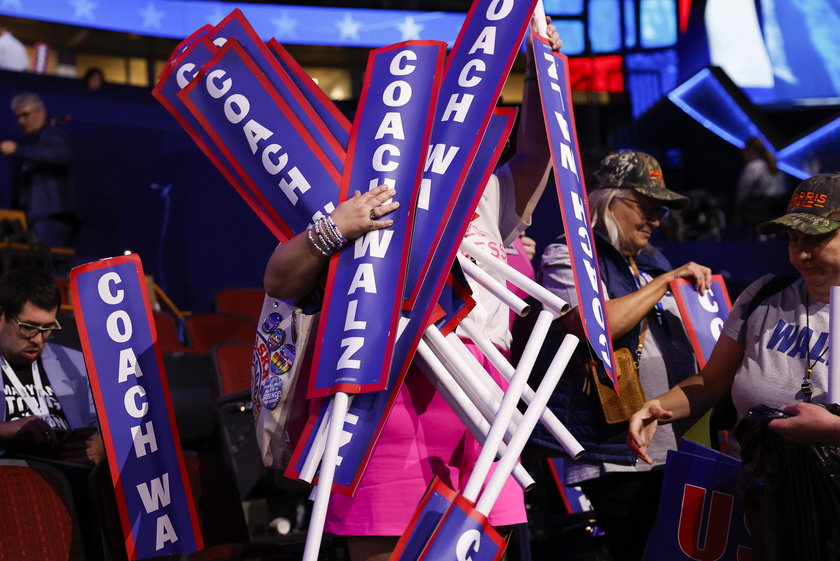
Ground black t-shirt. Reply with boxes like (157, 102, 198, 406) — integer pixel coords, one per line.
(3, 356, 72, 433)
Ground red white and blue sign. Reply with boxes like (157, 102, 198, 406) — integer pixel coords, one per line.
(179, 38, 342, 241)
(403, 0, 538, 309)
(415, 493, 506, 561)
(393, 478, 460, 561)
(152, 35, 287, 241)
(267, 38, 352, 149)
(71, 254, 202, 560)
(309, 41, 445, 397)
(670, 275, 732, 368)
(643, 440, 751, 561)
(286, 107, 516, 494)
(210, 9, 346, 170)
(533, 31, 617, 385)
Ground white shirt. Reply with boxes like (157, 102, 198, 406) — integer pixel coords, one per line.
(458, 165, 527, 350)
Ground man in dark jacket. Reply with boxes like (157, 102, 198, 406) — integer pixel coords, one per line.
(1, 92, 79, 247)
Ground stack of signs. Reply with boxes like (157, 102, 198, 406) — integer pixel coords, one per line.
(152, 0, 607, 557)
(643, 440, 752, 561)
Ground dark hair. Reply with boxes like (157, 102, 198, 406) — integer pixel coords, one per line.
(83, 67, 104, 90)
(0, 268, 61, 318)
(744, 137, 779, 175)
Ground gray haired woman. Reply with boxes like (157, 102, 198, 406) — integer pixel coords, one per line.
(529, 149, 711, 561)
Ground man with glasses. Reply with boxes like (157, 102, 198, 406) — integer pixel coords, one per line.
(0, 267, 103, 465)
(1, 92, 79, 248)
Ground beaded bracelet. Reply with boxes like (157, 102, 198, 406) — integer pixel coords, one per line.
(315, 217, 339, 251)
(325, 216, 347, 246)
(313, 218, 333, 251)
(308, 216, 348, 257)
(316, 217, 343, 251)
(307, 224, 331, 257)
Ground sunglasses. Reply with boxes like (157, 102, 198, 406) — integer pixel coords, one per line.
(616, 197, 669, 221)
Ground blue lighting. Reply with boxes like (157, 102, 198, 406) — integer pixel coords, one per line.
(626, 49, 678, 117)
(554, 20, 585, 56)
(668, 67, 840, 180)
(544, 0, 585, 16)
(0, 0, 466, 48)
(668, 68, 765, 148)
(777, 117, 840, 180)
(589, 0, 621, 53)
(640, 0, 676, 48)
(624, 0, 637, 49)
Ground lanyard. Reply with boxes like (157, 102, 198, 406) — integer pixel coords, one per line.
(628, 256, 666, 327)
(1, 355, 48, 418)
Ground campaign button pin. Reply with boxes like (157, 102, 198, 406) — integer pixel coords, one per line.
(268, 328, 286, 351)
(270, 346, 294, 375)
(262, 312, 282, 334)
(261, 375, 284, 410)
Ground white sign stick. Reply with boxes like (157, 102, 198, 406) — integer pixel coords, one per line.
(460, 240, 569, 315)
(476, 334, 579, 515)
(458, 253, 530, 317)
(462, 307, 558, 503)
(302, 391, 350, 561)
(416, 340, 535, 490)
(457, 317, 583, 459)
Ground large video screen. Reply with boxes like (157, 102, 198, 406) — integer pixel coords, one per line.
(705, 0, 840, 107)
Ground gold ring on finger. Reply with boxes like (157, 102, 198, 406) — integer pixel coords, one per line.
(368, 220, 374, 230)
(370, 208, 377, 220)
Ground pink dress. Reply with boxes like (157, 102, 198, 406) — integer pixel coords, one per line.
(324, 344, 526, 535)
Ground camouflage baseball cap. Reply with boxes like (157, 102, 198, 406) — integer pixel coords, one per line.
(759, 173, 840, 235)
(592, 150, 690, 209)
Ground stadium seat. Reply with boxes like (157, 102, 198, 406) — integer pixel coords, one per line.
(184, 313, 256, 355)
(214, 287, 265, 325)
(0, 459, 86, 561)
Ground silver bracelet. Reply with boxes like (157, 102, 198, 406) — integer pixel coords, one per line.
(307, 224, 332, 257)
(316, 217, 341, 251)
(325, 215, 347, 246)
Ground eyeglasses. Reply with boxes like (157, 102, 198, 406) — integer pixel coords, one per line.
(14, 108, 41, 119)
(12, 317, 62, 340)
(616, 197, 669, 221)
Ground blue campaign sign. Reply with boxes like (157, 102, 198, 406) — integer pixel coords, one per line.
(286, 108, 516, 494)
(433, 264, 476, 336)
(643, 448, 752, 561)
(268, 38, 352, 150)
(309, 41, 445, 397)
(179, 38, 342, 241)
(532, 32, 617, 385)
(403, 0, 538, 309)
(209, 9, 347, 170)
(71, 255, 201, 560)
(160, 24, 212, 74)
(547, 457, 595, 515)
(670, 275, 732, 368)
(152, 37, 287, 242)
(393, 478, 459, 561)
(418, 494, 507, 561)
